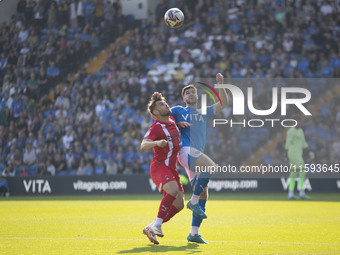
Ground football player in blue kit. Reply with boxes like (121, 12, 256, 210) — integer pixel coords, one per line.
(171, 73, 228, 243)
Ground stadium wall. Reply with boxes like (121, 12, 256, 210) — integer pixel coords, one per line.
(121, 0, 160, 20)
(5, 176, 340, 196)
(0, 0, 20, 24)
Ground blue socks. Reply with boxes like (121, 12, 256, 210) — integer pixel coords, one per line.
(191, 174, 211, 233)
(192, 199, 207, 227)
(193, 177, 210, 196)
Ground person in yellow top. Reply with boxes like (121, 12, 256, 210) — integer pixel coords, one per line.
(285, 124, 310, 199)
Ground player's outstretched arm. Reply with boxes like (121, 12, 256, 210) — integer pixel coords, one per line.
(214, 73, 228, 114)
(140, 139, 168, 151)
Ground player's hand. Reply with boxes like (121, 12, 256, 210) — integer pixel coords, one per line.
(157, 139, 168, 148)
(176, 122, 192, 129)
(151, 92, 162, 100)
(216, 73, 224, 84)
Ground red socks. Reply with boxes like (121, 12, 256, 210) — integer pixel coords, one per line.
(163, 205, 180, 223)
(157, 193, 176, 219)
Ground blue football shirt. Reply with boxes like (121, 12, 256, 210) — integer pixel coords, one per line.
(171, 105, 215, 152)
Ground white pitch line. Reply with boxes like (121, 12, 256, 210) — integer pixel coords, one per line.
(0, 237, 339, 246)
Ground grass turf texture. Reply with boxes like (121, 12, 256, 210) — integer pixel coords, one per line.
(1, 193, 339, 255)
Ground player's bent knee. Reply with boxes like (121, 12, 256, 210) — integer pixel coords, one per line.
(168, 188, 180, 197)
(178, 201, 184, 211)
(171, 191, 184, 210)
(163, 181, 180, 197)
(177, 193, 185, 211)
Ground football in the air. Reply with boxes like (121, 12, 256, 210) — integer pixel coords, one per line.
(164, 8, 184, 28)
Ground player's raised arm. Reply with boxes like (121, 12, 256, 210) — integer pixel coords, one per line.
(140, 139, 168, 151)
(214, 73, 229, 114)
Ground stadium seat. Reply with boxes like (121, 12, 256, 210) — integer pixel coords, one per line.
(298, 60, 309, 72)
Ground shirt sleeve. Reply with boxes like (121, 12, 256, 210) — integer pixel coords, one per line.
(171, 106, 183, 123)
(144, 124, 160, 141)
(170, 106, 177, 118)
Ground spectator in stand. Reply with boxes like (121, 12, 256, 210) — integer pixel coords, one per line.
(12, 149, 23, 175)
(94, 0, 104, 27)
(62, 127, 74, 151)
(95, 156, 106, 175)
(33, 0, 44, 30)
(106, 157, 118, 175)
(47, 61, 60, 83)
(2, 163, 16, 177)
(54, 151, 67, 175)
(20, 166, 28, 176)
(18, 26, 29, 43)
(23, 143, 37, 176)
(77, 0, 85, 28)
(0, 174, 10, 197)
(85, 160, 94, 175)
(69, 0, 78, 29)
(38, 68, 48, 95)
(84, 0, 95, 27)
(36, 144, 48, 173)
(48, 2, 57, 29)
(17, 0, 27, 22)
(58, 0, 70, 27)
(55, 91, 70, 110)
(320, 0, 334, 16)
(27, 73, 39, 100)
(77, 158, 86, 175)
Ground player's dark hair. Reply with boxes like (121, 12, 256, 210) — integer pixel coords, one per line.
(147, 92, 166, 116)
(181, 84, 197, 97)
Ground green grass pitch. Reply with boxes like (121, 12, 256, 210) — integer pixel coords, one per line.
(1, 193, 340, 254)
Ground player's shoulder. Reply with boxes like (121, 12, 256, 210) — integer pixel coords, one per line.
(149, 120, 162, 129)
(287, 127, 294, 135)
(171, 105, 185, 109)
(171, 105, 185, 113)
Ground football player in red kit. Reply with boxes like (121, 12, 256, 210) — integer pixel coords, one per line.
(141, 92, 185, 245)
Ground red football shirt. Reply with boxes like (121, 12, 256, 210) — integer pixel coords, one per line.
(144, 117, 180, 169)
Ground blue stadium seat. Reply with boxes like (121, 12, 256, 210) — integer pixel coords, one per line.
(177, 38, 188, 46)
(321, 66, 333, 78)
(298, 60, 309, 72)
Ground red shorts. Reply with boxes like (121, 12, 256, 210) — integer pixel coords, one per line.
(150, 161, 184, 195)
